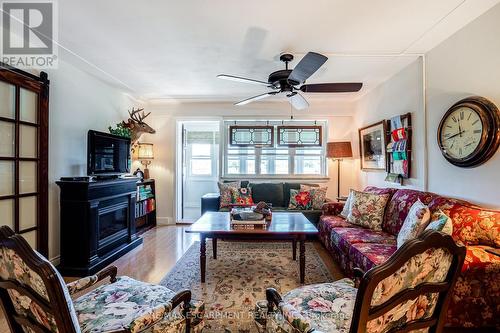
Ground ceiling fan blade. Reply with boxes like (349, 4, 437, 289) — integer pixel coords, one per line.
(288, 52, 328, 85)
(300, 83, 363, 93)
(289, 93, 309, 110)
(217, 74, 270, 86)
(235, 92, 277, 106)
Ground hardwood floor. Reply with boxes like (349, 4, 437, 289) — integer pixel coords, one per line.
(0, 225, 340, 332)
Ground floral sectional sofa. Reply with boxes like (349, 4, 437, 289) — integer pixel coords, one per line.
(319, 186, 500, 330)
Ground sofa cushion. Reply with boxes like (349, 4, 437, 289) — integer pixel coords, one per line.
(288, 189, 313, 210)
(428, 197, 500, 247)
(383, 189, 438, 236)
(283, 183, 301, 207)
(347, 190, 390, 231)
(249, 182, 284, 207)
(348, 243, 397, 273)
(218, 181, 240, 208)
(364, 186, 398, 197)
(330, 227, 396, 255)
(397, 199, 431, 248)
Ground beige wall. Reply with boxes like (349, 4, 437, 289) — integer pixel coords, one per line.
(46, 60, 136, 260)
(353, 58, 424, 190)
(140, 100, 358, 224)
(425, 3, 500, 208)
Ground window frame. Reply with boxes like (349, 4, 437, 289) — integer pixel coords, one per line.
(221, 120, 328, 180)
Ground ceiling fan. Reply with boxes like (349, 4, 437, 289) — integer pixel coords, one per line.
(217, 52, 363, 110)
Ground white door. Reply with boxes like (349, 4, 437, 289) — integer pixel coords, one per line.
(178, 121, 219, 222)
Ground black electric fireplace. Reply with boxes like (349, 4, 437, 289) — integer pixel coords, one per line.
(56, 178, 142, 276)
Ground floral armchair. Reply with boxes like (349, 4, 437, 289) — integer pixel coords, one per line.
(255, 230, 466, 333)
(0, 226, 204, 333)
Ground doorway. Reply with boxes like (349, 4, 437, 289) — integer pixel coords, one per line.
(176, 121, 220, 222)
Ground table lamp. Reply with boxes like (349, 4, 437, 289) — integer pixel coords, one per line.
(137, 143, 154, 179)
(327, 141, 353, 199)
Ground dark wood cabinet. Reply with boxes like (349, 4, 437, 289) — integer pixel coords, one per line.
(56, 178, 143, 276)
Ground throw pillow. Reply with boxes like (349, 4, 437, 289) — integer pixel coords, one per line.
(230, 187, 254, 206)
(218, 181, 240, 208)
(340, 189, 354, 218)
(347, 190, 390, 231)
(397, 199, 431, 248)
(426, 210, 453, 235)
(300, 185, 328, 210)
(288, 189, 313, 210)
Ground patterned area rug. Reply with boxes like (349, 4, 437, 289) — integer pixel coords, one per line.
(160, 241, 340, 332)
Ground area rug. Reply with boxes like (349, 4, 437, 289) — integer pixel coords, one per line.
(160, 241, 340, 333)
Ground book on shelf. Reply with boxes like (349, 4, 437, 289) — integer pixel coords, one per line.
(136, 184, 154, 201)
(135, 198, 155, 218)
(231, 224, 267, 230)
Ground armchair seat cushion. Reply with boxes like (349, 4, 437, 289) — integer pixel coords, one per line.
(278, 278, 357, 333)
(348, 243, 397, 274)
(330, 227, 396, 255)
(74, 276, 181, 333)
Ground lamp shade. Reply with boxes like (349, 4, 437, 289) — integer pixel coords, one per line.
(137, 143, 154, 160)
(327, 141, 353, 159)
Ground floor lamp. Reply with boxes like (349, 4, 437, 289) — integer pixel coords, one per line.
(327, 142, 353, 199)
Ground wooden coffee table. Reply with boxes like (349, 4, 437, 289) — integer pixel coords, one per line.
(186, 211, 318, 283)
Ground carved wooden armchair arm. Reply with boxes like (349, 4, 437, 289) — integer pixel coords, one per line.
(66, 266, 118, 295)
(352, 267, 365, 288)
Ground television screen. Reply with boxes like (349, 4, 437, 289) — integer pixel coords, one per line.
(87, 130, 131, 175)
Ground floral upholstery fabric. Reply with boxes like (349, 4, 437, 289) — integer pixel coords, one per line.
(330, 227, 396, 256)
(218, 181, 240, 208)
(366, 293, 437, 333)
(428, 197, 500, 247)
(0, 247, 49, 301)
(396, 200, 431, 248)
(371, 248, 453, 306)
(347, 190, 390, 231)
(288, 189, 313, 210)
(382, 189, 438, 236)
(446, 245, 500, 328)
(74, 276, 179, 333)
(230, 187, 254, 206)
(66, 275, 99, 295)
(321, 202, 345, 216)
(348, 243, 397, 274)
(8, 288, 59, 332)
(301, 185, 328, 210)
(262, 278, 357, 333)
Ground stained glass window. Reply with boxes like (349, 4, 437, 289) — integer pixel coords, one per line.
(277, 126, 322, 147)
(229, 126, 274, 146)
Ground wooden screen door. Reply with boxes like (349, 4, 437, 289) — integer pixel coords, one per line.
(0, 64, 49, 257)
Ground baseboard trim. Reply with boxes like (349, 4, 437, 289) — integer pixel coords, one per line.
(157, 217, 174, 225)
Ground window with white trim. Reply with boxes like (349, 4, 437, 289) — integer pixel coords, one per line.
(223, 120, 327, 178)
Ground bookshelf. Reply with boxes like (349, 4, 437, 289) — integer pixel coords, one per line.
(135, 179, 156, 233)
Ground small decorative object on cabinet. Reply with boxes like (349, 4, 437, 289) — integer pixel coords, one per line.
(385, 112, 412, 184)
(326, 141, 353, 198)
(137, 142, 154, 178)
(438, 96, 500, 168)
(358, 121, 387, 171)
(135, 179, 156, 233)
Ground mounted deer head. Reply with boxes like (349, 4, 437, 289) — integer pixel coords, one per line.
(122, 107, 156, 144)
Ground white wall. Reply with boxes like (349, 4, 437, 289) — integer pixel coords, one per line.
(426, 3, 500, 208)
(140, 100, 358, 224)
(353, 59, 424, 190)
(46, 60, 136, 260)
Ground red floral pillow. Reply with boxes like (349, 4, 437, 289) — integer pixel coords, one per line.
(230, 187, 254, 206)
(288, 189, 313, 210)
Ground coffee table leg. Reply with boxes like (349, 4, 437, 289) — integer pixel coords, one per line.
(292, 239, 297, 260)
(200, 234, 206, 283)
(213, 238, 217, 259)
(299, 238, 305, 284)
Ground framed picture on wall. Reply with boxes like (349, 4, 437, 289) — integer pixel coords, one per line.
(358, 121, 387, 171)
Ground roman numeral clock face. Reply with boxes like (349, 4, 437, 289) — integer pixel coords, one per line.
(438, 96, 500, 168)
(440, 107, 483, 159)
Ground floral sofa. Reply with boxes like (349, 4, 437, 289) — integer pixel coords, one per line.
(319, 186, 500, 330)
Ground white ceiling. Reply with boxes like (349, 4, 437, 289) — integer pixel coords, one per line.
(58, 0, 500, 102)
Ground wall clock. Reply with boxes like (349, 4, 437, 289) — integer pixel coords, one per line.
(437, 96, 500, 168)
